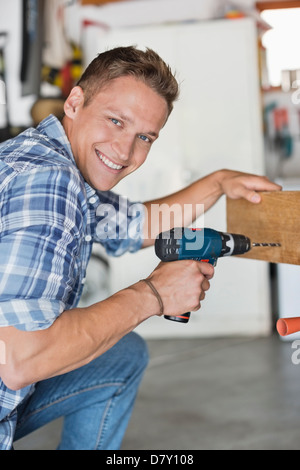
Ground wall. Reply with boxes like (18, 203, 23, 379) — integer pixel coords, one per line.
(64, 0, 226, 63)
(0, 0, 38, 127)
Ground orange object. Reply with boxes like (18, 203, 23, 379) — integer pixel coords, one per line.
(277, 317, 300, 337)
(225, 10, 245, 19)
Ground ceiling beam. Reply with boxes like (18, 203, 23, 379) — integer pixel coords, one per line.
(256, 1, 300, 11)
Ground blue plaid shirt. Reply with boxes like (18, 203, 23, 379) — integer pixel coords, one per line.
(0, 115, 145, 450)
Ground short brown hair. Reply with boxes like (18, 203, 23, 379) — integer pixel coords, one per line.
(77, 46, 179, 117)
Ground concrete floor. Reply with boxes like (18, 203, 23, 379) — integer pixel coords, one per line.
(14, 334, 300, 450)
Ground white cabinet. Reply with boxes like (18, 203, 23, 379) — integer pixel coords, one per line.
(89, 18, 271, 337)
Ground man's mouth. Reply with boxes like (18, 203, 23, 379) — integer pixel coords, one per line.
(96, 149, 124, 171)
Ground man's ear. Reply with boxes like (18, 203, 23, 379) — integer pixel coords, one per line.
(64, 86, 84, 119)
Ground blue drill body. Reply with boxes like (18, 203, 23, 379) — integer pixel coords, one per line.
(172, 227, 223, 266)
(155, 227, 251, 323)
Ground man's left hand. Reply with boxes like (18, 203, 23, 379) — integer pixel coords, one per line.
(219, 170, 282, 204)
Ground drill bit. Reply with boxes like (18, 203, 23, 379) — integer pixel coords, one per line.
(252, 243, 281, 248)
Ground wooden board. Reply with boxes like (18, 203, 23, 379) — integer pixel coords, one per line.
(226, 191, 300, 265)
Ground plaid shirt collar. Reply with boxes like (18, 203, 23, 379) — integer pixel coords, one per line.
(37, 114, 97, 201)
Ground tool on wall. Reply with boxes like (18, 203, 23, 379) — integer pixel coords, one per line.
(273, 108, 293, 160)
(155, 227, 281, 323)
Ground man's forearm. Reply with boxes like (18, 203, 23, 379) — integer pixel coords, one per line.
(142, 170, 224, 246)
(0, 281, 156, 390)
(142, 169, 282, 247)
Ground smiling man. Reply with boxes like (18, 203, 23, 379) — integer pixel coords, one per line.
(0, 46, 281, 450)
(64, 76, 167, 191)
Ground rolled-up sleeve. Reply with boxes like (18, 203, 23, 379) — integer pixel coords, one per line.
(0, 166, 84, 331)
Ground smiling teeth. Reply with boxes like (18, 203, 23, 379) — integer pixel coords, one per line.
(97, 151, 123, 170)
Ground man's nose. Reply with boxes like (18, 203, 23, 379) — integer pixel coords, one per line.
(112, 134, 134, 162)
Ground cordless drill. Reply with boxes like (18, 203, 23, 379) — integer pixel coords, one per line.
(155, 227, 252, 323)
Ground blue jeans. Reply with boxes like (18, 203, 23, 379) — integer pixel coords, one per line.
(14, 332, 149, 450)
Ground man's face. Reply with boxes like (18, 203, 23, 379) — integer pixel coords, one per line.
(63, 76, 168, 191)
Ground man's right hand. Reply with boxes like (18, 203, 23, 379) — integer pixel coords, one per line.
(144, 260, 214, 317)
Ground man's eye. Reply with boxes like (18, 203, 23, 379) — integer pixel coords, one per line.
(138, 134, 151, 143)
(111, 118, 121, 126)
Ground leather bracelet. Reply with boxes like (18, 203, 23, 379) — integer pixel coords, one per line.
(141, 279, 164, 316)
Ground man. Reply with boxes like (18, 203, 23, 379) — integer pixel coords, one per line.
(0, 46, 281, 450)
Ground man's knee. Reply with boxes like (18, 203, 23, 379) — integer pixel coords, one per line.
(121, 332, 149, 374)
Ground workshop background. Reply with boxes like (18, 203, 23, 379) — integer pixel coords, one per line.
(2, 0, 300, 450)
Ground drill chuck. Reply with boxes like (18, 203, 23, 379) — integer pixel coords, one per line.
(221, 232, 251, 257)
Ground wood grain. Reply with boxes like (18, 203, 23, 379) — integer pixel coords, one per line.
(226, 191, 300, 265)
